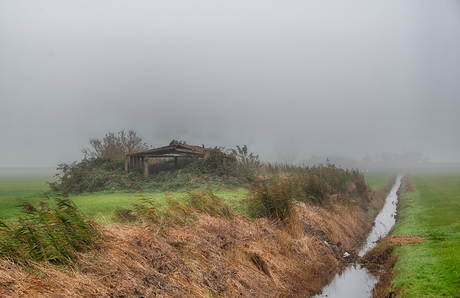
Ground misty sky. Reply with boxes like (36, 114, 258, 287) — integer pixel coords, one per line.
(1, 1, 460, 167)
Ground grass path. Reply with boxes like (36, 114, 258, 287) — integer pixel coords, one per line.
(391, 172, 460, 297)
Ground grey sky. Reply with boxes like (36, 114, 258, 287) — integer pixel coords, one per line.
(1, 1, 459, 167)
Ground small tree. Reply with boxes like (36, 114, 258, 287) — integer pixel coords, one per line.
(82, 129, 150, 160)
(232, 145, 260, 166)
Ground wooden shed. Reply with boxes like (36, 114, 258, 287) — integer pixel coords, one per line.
(125, 140, 207, 176)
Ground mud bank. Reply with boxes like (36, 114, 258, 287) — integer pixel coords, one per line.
(0, 180, 395, 298)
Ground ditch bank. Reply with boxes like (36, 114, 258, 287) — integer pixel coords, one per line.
(0, 177, 396, 298)
(314, 175, 403, 298)
(361, 176, 424, 298)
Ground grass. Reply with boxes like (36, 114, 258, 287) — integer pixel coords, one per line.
(71, 188, 247, 224)
(0, 166, 396, 296)
(0, 168, 393, 225)
(0, 172, 247, 224)
(390, 172, 460, 297)
(0, 174, 56, 220)
(363, 171, 394, 191)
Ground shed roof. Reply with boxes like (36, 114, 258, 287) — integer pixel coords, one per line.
(126, 140, 206, 158)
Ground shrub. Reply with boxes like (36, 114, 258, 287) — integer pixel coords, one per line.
(0, 193, 101, 265)
(245, 177, 302, 221)
(48, 158, 142, 194)
(298, 174, 328, 203)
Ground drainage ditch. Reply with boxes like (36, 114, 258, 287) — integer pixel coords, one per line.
(313, 175, 403, 298)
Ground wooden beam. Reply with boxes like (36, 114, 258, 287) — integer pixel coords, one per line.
(144, 157, 149, 177)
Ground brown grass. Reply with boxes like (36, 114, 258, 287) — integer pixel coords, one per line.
(0, 180, 395, 297)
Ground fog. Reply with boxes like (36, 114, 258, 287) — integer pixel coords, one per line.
(1, 1, 459, 167)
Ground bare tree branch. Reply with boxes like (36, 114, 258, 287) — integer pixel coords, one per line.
(82, 129, 150, 160)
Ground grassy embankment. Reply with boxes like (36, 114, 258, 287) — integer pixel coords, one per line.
(389, 172, 460, 297)
(0, 169, 393, 297)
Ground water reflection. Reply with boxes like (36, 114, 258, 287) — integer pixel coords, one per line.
(314, 265, 377, 297)
(313, 175, 403, 298)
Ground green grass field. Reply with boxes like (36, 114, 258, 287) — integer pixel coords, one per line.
(0, 173, 56, 220)
(391, 172, 460, 297)
(0, 170, 247, 224)
(363, 171, 394, 190)
(0, 169, 391, 225)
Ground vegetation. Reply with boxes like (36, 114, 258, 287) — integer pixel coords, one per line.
(245, 165, 369, 224)
(0, 174, 55, 220)
(387, 173, 460, 297)
(0, 163, 394, 297)
(82, 129, 150, 160)
(51, 144, 262, 195)
(0, 192, 101, 266)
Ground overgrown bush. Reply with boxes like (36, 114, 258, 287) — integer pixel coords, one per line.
(245, 177, 302, 221)
(0, 193, 101, 265)
(48, 158, 143, 194)
(50, 145, 260, 194)
(298, 174, 328, 203)
(245, 164, 369, 222)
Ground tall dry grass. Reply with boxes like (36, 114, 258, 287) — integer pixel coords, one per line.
(0, 169, 396, 297)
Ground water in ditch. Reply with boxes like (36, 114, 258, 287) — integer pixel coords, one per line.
(313, 175, 403, 298)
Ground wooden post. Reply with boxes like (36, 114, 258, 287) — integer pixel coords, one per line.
(124, 156, 129, 173)
(144, 156, 149, 177)
(223, 157, 227, 167)
(175, 157, 178, 168)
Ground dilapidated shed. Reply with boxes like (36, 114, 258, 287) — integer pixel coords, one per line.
(125, 140, 229, 176)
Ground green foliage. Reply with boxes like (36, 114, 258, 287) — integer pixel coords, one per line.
(231, 145, 260, 166)
(48, 158, 143, 194)
(51, 145, 260, 194)
(0, 193, 101, 265)
(231, 145, 260, 178)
